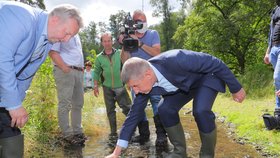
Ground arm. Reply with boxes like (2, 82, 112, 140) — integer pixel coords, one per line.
(106, 94, 149, 157)
(263, 47, 270, 64)
(120, 47, 131, 64)
(134, 30, 161, 57)
(49, 50, 70, 73)
(0, 8, 33, 127)
(140, 43, 160, 57)
(93, 80, 99, 97)
(176, 50, 243, 93)
(93, 57, 102, 97)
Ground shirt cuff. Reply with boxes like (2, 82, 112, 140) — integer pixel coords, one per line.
(117, 139, 129, 148)
(6, 104, 22, 110)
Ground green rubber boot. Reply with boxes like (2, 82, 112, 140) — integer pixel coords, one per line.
(163, 123, 187, 158)
(199, 128, 217, 158)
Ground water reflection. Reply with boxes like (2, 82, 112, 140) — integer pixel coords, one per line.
(63, 145, 83, 158)
(29, 106, 266, 158)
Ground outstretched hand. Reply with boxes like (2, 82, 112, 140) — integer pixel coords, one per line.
(105, 153, 119, 158)
(232, 88, 246, 103)
(105, 145, 122, 158)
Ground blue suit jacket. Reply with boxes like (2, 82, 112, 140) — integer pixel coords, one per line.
(118, 49, 242, 146)
(0, 1, 51, 110)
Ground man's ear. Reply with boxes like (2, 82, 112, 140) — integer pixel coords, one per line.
(145, 68, 153, 79)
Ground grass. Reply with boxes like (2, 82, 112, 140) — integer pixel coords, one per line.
(213, 94, 280, 156)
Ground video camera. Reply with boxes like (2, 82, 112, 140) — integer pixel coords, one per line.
(263, 107, 280, 130)
(120, 12, 143, 52)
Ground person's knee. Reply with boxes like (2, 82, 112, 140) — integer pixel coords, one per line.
(193, 109, 216, 132)
(158, 107, 180, 127)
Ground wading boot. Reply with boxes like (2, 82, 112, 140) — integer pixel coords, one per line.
(153, 114, 168, 152)
(199, 128, 217, 158)
(131, 120, 150, 145)
(0, 134, 24, 158)
(163, 123, 187, 158)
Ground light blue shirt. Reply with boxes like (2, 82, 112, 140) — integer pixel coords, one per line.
(131, 29, 160, 60)
(117, 64, 178, 148)
(150, 64, 178, 92)
(0, 1, 51, 110)
(51, 34, 84, 67)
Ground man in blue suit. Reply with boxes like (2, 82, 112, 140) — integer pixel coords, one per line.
(0, 1, 83, 157)
(106, 49, 246, 158)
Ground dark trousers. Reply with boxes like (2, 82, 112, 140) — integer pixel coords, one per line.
(158, 86, 218, 133)
(0, 108, 21, 139)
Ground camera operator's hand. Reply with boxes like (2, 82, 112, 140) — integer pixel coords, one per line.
(118, 34, 125, 45)
(9, 106, 28, 128)
(129, 34, 139, 41)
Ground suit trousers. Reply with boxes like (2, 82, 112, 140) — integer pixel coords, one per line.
(53, 67, 84, 137)
(158, 86, 218, 133)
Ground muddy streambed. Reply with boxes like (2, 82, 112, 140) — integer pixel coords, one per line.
(33, 106, 269, 158)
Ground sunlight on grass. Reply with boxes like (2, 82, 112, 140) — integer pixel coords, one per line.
(213, 94, 280, 155)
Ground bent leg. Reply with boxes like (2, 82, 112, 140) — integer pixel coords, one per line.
(192, 86, 218, 158)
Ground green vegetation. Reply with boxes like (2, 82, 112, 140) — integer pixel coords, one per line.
(213, 65, 280, 156)
(213, 96, 280, 156)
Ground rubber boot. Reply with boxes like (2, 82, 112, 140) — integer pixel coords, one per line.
(199, 128, 217, 158)
(163, 123, 187, 158)
(108, 114, 117, 136)
(153, 114, 168, 151)
(131, 120, 150, 145)
(0, 134, 24, 158)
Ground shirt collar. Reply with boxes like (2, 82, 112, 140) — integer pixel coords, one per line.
(149, 63, 163, 87)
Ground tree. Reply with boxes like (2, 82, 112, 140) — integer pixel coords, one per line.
(173, 0, 274, 74)
(80, 21, 99, 64)
(108, 10, 127, 47)
(149, 0, 188, 51)
(17, 0, 45, 9)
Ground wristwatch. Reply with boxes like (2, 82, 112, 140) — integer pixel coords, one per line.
(139, 42, 144, 48)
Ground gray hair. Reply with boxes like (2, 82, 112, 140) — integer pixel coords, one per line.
(49, 4, 84, 28)
(133, 9, 146, 20)
(121, 57, 151, 83)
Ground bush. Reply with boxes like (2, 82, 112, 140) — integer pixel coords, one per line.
(238, 63, 274, 98)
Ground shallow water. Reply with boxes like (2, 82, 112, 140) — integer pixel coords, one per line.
(31, 106, 268, 158)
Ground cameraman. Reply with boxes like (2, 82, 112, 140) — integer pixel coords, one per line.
(119, 10, 168, 150)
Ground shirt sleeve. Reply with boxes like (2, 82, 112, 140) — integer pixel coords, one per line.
(0, 7, 33, 109)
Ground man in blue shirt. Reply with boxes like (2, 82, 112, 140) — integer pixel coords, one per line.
(49, 34, 86, 146)
(106, 50, 246, 158)
(0, 1, 83, 157)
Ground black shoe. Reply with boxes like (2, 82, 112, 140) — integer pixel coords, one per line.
(155, 138, 168, 152)
(64, 136, 85, 146)
(74, 133, 87, 141)
(108, 133, 118, 141)
(131, 135, 150, 145)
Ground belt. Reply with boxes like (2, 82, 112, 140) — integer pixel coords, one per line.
(69, 66, 84, 71)
(272, 41, 280, 46)
(0, 108, 8, 113)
